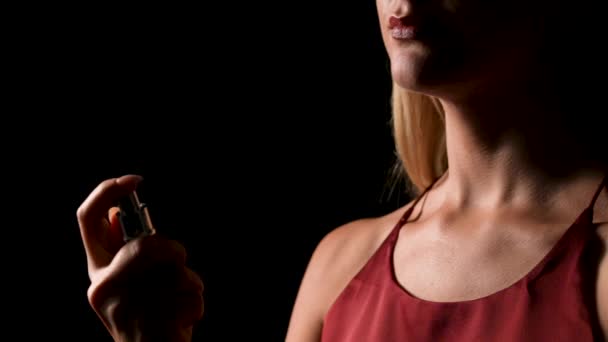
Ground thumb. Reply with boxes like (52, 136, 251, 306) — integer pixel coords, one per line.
(106, 206, 125, 255)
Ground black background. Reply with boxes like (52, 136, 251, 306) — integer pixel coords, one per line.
(12, 2, 413, 341)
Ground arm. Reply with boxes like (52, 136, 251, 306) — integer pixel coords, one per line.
(285, 219, 381, 342)
(285, 204, 414, 342)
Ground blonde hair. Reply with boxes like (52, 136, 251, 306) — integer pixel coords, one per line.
(391, 82, 448, 196)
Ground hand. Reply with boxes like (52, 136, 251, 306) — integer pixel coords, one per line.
(77, 175, 204, 342)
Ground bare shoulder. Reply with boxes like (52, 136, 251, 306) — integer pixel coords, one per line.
(310, 206, 410, 288)
(285, 200, 416, 342)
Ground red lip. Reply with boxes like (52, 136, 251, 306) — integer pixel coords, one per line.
(388, 15, 418, 30)
(389, 15, 419, 40)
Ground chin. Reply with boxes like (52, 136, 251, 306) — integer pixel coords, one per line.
(391, 60, 419, 91)
(390, 53, 433, 94)
(389, 51, 464, 98)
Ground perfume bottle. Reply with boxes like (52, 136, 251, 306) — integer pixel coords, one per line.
(117, 190, 156, 242)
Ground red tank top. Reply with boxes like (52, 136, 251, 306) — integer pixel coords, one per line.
(322, 174, 607, 341)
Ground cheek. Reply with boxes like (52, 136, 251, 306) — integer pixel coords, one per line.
(376, 0, 397, 12)
(375, 0, 382, 15)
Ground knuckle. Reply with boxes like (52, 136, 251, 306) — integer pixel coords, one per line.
(76, 202, 96, 224)
(86, 283, 99, 309)
(87, 275, 129, 330)
(76, 205, 87, 222)
(77, 178, 118, 223)
(167, 240, 187, 261)
(145, 237, 187, 264)
(187, 268, 204, 293)
(87, 280, 110, 312)
(124, 236, 162, 263)
(126, 238, 148, 259)
(119, 237, 190, 276)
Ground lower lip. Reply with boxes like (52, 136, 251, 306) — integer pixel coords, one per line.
(391, 27, 416, 40)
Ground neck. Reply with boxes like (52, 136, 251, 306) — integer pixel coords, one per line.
(437, 88, 605, 212)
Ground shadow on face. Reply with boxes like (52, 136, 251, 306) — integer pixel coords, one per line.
(376, 0, 607, 103)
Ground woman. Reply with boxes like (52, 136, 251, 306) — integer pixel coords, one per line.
(286, 0, 608, 340)
(77, 0, 607, 341)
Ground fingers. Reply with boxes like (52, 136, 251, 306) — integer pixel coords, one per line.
(108, 207, 121, 227)
(77, 175, 142, 272)
(139, 266, 205, 328)
(140, 267, 205, 328)
(106, 207, 125, 255)
(88, 236, 186, 309)
(87, 237, 204, 331)
(174, 289, 205, 327)
(183, 267, 205, 294)
(78, 177, 205, 339)
(177, 268, 205, 326)
(93, 236, 187, 286)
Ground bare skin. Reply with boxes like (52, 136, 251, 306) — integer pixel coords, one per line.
(77, 0, 608, 339)
(286, 0, 608, 339)
(77, 175, 204, 341)
(286, 179, 608, 341)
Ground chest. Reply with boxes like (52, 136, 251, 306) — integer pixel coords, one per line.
(392, 219, 577, 303)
